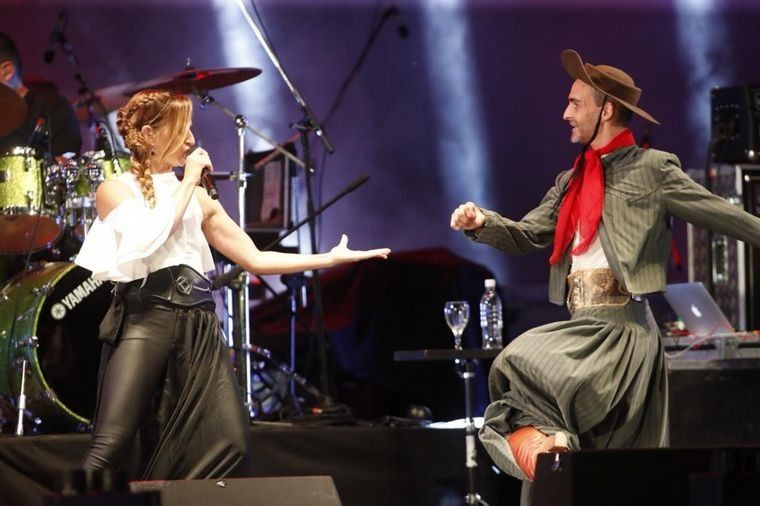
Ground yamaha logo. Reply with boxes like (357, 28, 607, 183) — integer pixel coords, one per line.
(54, 277, 105, 317)
(50, 303, 66, 320)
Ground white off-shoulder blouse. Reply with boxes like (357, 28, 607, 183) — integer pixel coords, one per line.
(75, 171, 214, 282)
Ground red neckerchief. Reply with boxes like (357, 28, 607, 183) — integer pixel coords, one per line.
(549, 128, 636, 265)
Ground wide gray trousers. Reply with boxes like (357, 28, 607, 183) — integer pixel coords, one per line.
(479, 299, 668, 481)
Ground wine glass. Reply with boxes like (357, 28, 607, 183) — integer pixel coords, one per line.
(444, 301, 470, 350)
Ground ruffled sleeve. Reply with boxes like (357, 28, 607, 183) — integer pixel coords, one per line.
(75, 198, 174, 281)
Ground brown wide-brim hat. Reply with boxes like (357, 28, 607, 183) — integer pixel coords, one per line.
(561, 49, 659, 125)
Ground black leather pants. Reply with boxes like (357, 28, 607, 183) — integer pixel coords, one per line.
(82, 303, 175, 471)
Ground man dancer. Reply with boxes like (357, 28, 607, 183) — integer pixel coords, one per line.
(451, 49, 760, 485)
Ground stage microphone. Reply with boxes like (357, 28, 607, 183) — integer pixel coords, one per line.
(43, 9, 69, 64)
(26, 118, 46, 151)
(200, 168, 219, 200)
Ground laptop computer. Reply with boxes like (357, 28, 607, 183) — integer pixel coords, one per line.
(663, 282, 736, 336)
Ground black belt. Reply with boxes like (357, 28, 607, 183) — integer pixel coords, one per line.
(99, 265, 214, 345)
(115, 264, 214, 308)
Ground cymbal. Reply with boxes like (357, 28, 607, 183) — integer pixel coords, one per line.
(0, 82, 27, 136)
(124, 67, 262, 96)
(71, 82, 134, 123)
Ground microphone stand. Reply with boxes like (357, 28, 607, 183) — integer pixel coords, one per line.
(52, 25, 120, 160)
(233, 0, 338, 409)
(280, 273, 306, 410)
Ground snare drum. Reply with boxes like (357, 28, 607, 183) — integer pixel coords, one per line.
(0, 262, 111, 432)
(0, 148, 63, 254)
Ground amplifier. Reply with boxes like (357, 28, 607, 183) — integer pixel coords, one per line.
(687, 165, 760, 331)
(711, 85, 760, 164)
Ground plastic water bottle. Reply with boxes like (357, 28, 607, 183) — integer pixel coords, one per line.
(480, 279, 503, 349)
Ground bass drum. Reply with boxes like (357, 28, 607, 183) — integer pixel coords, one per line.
(0, 262, 111, 432)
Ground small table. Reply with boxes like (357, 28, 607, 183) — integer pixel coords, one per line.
(394, 348, 502, 506)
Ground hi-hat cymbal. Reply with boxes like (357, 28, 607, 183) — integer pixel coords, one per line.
(71, 82, 134, 123)
(0, 82, 27, 136)
(125, 67, 262, 96)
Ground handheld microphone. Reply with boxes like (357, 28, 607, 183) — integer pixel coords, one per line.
(188, 146, 218, 199)
(200, 167, 219, 200)
(43, 9, 69, 64)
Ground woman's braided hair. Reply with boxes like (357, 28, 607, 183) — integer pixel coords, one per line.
(116, 89, 192, 208)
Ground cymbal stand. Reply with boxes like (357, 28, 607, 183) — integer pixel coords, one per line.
(240, 343, 325, 404)
(196, 92, 304, 170)
(212, 176, 371, 415)
(194, 89, 306, 418)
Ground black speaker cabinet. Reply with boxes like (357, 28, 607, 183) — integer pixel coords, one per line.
(711, 85, 760, 164)
(532, 447, 760, 506)
(668, 355, 760, 447)
(130, 476, 342, 506)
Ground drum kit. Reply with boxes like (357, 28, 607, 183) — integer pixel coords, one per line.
(0, 67, 267, 433)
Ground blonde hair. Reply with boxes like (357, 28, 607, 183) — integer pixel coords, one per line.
(116, 89, 192, 208)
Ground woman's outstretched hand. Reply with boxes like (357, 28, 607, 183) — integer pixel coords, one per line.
(329, 234, 390, 264)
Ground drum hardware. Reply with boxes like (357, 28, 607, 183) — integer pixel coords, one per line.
(35, 390, 55, 401)
(15, 359, 27, 435)
(18, 336, 39, 348)
(71, 82, 134, 126)
(31, 284, 52, 296)
(238, 344, 325, 417)
(214, 176, 368, 415)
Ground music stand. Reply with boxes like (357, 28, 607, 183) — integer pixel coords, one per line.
(394, 348, 501, 506)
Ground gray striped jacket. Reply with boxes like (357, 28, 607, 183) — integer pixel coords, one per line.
(469, 146, 760, 305)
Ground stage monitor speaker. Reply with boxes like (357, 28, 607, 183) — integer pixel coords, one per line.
(130, 475, 342, 506)
(531, 447, 760, 506)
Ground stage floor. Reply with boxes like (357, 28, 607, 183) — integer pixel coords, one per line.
(0, 424, 520, 506)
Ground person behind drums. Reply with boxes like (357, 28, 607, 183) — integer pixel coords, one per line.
(74, 88, 390, 478)
(0, 32, 81, 157)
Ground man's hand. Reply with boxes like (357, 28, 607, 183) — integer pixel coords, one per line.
(450, 202, 486, 231)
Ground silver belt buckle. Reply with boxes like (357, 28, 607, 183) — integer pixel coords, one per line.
(175, 275, 193, 295)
